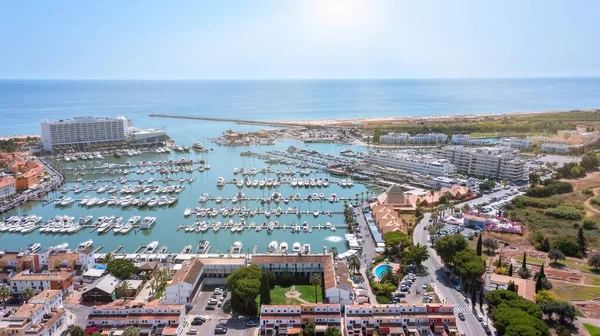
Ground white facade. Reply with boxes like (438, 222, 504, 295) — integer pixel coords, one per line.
(40, 116, 128, 152)
(29, 291, 64, 325)
(451, 134, 471, 145)
(437, 146, 527, 181)
(0, 177, 16, 200)
(380, 132, 410, 144)
(509, 139, 532, 149)
(411, 133, 448, 144)
(127, 127, 167, 145)
(10, 272, 73, 296)
(541, 142, 569, 153)
(364, 154, 456, 177)
(87, 304, 184, 335)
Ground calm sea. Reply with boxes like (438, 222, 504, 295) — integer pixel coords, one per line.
(1, 78, 600, 138)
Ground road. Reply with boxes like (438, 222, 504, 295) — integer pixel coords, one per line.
(414, 212, 490, 336)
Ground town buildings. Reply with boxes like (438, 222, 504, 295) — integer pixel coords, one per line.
(0, 176, 16, 200)
(379, 133, 448, 145)
(127, 127, 167, 146)
(364, 154, 456, 177)
(259, 303, 342, 335)
(40, 116, 129, 152)
(9, 271, 73, 299)
(162, 259, 203, 305)
(484, 273, 536, 301)
(379, 133, 410, 144)
(507, 139, 532, 150)
(81, 274, 143, 302)
(344, 303, 458, 336)
(434, 146, 527, 181)
(0, 290, 65, 336)
(86, 301, 184, 336)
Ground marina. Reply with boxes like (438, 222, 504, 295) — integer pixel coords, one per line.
(1, 138, 372, 254)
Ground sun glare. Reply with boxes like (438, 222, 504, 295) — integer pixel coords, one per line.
(316, 0, 367, 28)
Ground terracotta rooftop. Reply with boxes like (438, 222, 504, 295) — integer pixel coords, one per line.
(31, 290, 61, 302)
(12, 303, 46, 318)
(167, 258, 203, 287)
(11, 271, 72, 282)
(0, 176, 15, 188)
(252, 254, 336, 290)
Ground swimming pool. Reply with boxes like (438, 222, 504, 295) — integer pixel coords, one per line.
(375, 264, 392, 278)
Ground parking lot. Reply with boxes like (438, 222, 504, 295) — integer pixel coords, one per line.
(183, 287, 259, 336)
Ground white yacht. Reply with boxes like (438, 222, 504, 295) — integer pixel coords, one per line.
(230, 241, 243, 254)
(280, 242, 288, 254)
(197, 240, 212, 254)
(184, 208, 193, 217)
(79, 216, 93, 225)
(303, 244, 311, 255)
(145, 241, 159, 253)
(268, 241, 278, 253)
(78, 240, 93, 249)
(292, 242, 302, 253)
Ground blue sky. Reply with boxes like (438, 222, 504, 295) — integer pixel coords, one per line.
(1, 0, 598, 79)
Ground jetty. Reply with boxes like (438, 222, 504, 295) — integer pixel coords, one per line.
(149, 113, 317, 128)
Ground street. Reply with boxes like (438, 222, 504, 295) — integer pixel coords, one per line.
(414, 212, 493, 336)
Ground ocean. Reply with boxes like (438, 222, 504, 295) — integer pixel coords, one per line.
(0, 78, 599, 253)
(1, 78, 600, 138)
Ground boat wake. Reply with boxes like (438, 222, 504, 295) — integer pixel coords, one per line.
(325, 236, 343, 243)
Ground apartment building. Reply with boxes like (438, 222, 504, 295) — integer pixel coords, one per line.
(364, 154, 456, 177)
(86, 301, 184, 336)
(163, 259, 203, 305)
(380, 133, 410, 144)
(508, 139, 532, 150)
(0, 290, 65, 336)
(0, 176, 16, 200)
(127, 127, 167, 146)
(10, 271, 73, 299)
(38, 247, 95, 272)
(344, 304, 458, 336)
(450, 134, 471, 145)
(259, 304, 342, 335)
(410, 133, 448, 145)
(540, 142, 569, 153)
(436, 146, 526, 181)
(0, 250, 39, 285)
(40, 116, 129, 152)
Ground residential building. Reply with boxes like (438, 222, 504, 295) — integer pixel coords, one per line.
(484, 273, 536, 301)
(11, 161, 44, 191)
(380, 132, 410, 144)
(252, 254, 353, 306)
(38, 247, 95, 272)
(451, 134, 471, 145)
(259, 303, 342, 335)
(410, 133, 448, 144)
(540, 142, 569, 153)
(86, 301, 184, 336)
(0, 250, 39, 285)
(344, 303, 458, 336)
(0, 290, 65, 336)
(10, 271, 73, 299)
(508, 139, 532, 150)
(364, 154, 456, 177)
(372, 185, 416, 213)
(435, 146, 527, 181)
(463, 214, 487, 230)
(0, 176, 16, 200)
(81, 274, 143, 302)
(163, 259, 203, 305)
(40, 116, 129, 152)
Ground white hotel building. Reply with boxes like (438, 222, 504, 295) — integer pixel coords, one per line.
(364, 154, 456, 177)
(40, 116, 129, 152)
(435, 146, 527, 181)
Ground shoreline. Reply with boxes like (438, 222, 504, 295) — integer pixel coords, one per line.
(278, 108, 600, 127)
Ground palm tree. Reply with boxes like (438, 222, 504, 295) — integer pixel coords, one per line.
(22, 287, 35, 303)
(379, 269, 395, 284)
(330, 246, 339, 259)
(309, 273, 322, 304)
(361, 192, 364, 202)
(117, 280, 132, 302)
(0, 285, 10, 308)
(348, 255, 361, 274)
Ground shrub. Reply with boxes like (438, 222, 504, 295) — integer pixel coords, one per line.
(591, 195, 600, 207)
(278, 272, 294, 287)
(512, 195, 562, 208)
(582, 218, 598, 230)
(376, 295, 391, 304)
(553, 239, 582, 258)
(544, 206, 583, 220)
(526, 181, 573, 198)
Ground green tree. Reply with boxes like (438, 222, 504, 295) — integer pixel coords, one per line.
(479, 286, 484, 310)
(439, 195, 448, 205)
(535, 290, 556, 304)
(470, 283, 477, 308)
(508, 264, 513, 277)
(548, 249, 566, 264)
(453, 249, 486, 280)
(122, 326, 140, 336)
(402, 244, 429, 268)
(588, 253, 600, 269)
(383, 231, 411, 256)
(434, 234, 468, 264)
(264, 271, 276, 289)
(492, 305, 548, 336)
(23, 287, 35, 302)
(522, 253, 527, 268)
(483, 238, 499, 255)
(106, 259, 138, 279)
(104, 252, 114, 264)
(528, 172, 541, 186)
(577, 227, 587, 257)
(462, 203, 470, 212)
(0, 285, 10, 308)
(226, 264, 262, 314)
(476, 235, 482, 256)
(117, 280, 132, 301)
(324, 327, 341, 336)
(517, 267, 531, 279)
(303, 321, 316, 336)
(310, 273, 322, 304)
(582, 218, 598, 230)
(329, 246, 338, 259)
(539, 300, 576, 323)
(260, 273, 271, 306)
(69, 326, 85, 336)
(348, 255, 361, 273)
(507, 281, 516, 292)
(278, 272, 294, 287)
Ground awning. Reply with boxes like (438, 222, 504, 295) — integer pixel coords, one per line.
(287, 328, 302, 335)
(315, 325, 328, 332)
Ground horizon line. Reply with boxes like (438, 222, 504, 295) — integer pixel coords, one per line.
(1, 75, 600, 81)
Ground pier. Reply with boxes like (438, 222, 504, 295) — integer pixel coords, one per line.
(149, 113, 319, 128)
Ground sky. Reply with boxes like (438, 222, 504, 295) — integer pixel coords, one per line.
(0, 0, 599, 80)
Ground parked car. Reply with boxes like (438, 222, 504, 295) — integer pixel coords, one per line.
(187, 329, 198, 335)
(214, 327, 228, 335)
(455, 285, 462, 291)
(206, 305, 216, 310)
(246, 320, 259, 327)
(191, 320, 203, 326)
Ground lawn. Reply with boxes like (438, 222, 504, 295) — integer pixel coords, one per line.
(268, 285, 322, 305)
(426, 285, 435, 293)
(552, 285, 600, 301)
(514, 254, 545, 266)
(584, 323, 600, 336)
